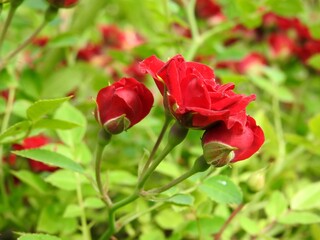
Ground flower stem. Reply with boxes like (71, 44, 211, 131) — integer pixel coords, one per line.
(0, 85, 16, 210)
(0, 20, 47, 70)
(146, 168, 197, 195)
(0, 3, 18, 55)
(214, 204, 244, 240)
(99, 190, 140, 240)
(75, 172, 92, 240)
(95, 130, 112, 206)
(184, 0, 199, 40)
(140, 115, 172, 178)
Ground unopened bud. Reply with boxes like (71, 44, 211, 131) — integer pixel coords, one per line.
(202, 141, 237, 167)
(191, 156, 210, 173)
(103, 114, 131, 135)
(248, 172, 265, 192)
(167, 122, 188, 147)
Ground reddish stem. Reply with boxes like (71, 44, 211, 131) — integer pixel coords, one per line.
(214, 204, 244, 240)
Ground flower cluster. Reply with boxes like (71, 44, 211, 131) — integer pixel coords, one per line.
(140, 54, 264, 166)
(94, 54, 264, 167)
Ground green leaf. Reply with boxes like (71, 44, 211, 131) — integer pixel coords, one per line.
(265, 0, 303, 17)
(18, 233, 61, 240)
(183, 216, 225, 236)
(33, 119, 80, 130)
(47, 33, 80, 48)
(12, 149, 85, 174)
(308, 114, 320, 138)
(40, 65, 84, 99)
(166, 194, 194, 206)
(11, 170, 49, 194)
(307, 54, 320, 70)
(27, 97, 71, 122)
(108, 170, 137, 186)
(54, 102, 86, 146)
(37, 205, 77, 234)
(45, 169, 88, 190)
(265, 191, 288, 219)
(12, 99, 32, 118)
(199, 175, 243, 204)
(0, 121, 31, 142)
(240, 216, 261, 235)
(63, 204, 82, 218)
(155, 209, 184, 229)
(309, 24, 320, 39)
(83, 197, 105, 209)
(291, 182, 320, 210)
(278, 211, 320, 225)
(249, 76, 294, 102)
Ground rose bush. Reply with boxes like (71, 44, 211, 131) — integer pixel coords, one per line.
(95, 77, 154, 134)
(140, 54, 255, 130)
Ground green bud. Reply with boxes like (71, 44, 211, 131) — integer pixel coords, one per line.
(167, 121, 188, 147)
(44, 5, 59, 22)
(191, 156, 210, 173)
(203, 141, 237, 167)
(103, 114, 131, 135)
(97, 128, 112, 147)
(248, 172, 265, 192)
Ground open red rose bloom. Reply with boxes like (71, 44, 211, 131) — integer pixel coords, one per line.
(140, 54, 264, 163)
(140, 54, 255, 130)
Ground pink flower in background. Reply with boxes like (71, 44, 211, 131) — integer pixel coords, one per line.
(268, 33, 296, 59)
(235, 52, 267, 74)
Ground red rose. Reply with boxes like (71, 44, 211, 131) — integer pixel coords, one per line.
(140, 54, 255, 129)
(16, 135, 59, 172)
(268, 33, 296, 59)
(202, 116, 264, 166)
(235, 52, 267, 74)
(95, 77, 154, 134)
(46, 0, 78, 8)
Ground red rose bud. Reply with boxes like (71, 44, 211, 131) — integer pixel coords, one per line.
(95, 77, 154, 134)
(46, 0, 78, 8)
(202, 116, 264, 166)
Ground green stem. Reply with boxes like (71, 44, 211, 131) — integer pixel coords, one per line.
(0, 20, 47, 70)
(185, 21, 235, 61)
(146, 155, 210, 195)
(0, 4, 18, 55)
(140, 115, 172, 178)
(0, 85, 16, 208)
(138, 144, 175, 190)
(271, 95, 286, 176)
(75, 172, 92, 240)
(95, 129, 112, 206)
(184, 0, 199, 40)
(99, 144, 176, 239)
(99, 190, 140, 240)
(117, 202, 163, 231)
(95, 143, 112, 206)
(146, 167, 198, 195)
